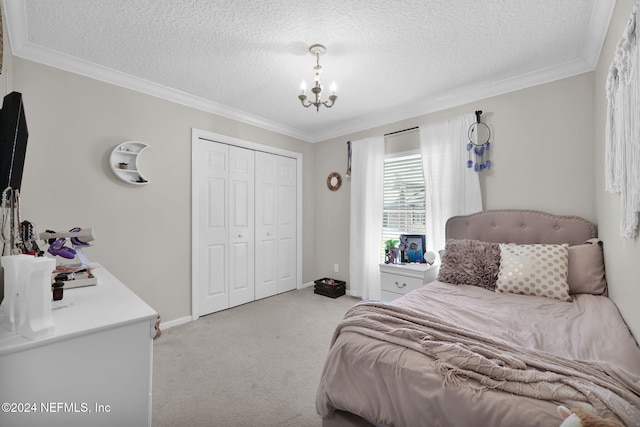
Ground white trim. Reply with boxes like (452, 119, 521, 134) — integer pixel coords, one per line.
(2, 0, 615, 144)
(300, 281, 315, 289)
(191, 129, 303, 320)
(583, 0, 616, 68)
(0, 0, 314, 142)
(13, 42, 315, 141)
(1, 0, 28, 53)
(312, 57, 594, 142)
(159, 316, 192, 331)
(9, 41, 597, 144)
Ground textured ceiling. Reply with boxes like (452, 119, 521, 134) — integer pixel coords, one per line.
(3, 0, 614, 142)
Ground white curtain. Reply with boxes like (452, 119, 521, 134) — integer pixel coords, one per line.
(349, 136, 385, 300)
(420, 114, 483, 254)
(605, 0, 640, 239)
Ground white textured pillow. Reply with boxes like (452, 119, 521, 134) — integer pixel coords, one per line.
(496, 243, 571, 302)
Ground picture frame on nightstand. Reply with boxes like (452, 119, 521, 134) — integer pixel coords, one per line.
(400, 234, 426, 263)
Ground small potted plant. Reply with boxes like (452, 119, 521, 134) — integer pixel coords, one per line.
(384, 239, 400, 264)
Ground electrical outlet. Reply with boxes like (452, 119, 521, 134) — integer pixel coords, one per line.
(334, 264, 339, 273)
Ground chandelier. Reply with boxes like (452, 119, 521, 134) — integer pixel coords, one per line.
(298, 44, 337, 111)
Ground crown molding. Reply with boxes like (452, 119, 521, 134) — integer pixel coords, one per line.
(2, 0, 28, 53)
(12, 44, 315, 142)
(311, 56, 595, 142)
(583, 0, 616, 68)
(311, 1, 616, 142)
(2, 0, 615, 144)
(1, 0, 314, 141)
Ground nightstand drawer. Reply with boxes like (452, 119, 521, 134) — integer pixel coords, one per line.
(381, 272, 424, 294)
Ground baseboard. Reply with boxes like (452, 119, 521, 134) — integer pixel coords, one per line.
(162, 285, 353, 331)
(160, 315, 192, 330)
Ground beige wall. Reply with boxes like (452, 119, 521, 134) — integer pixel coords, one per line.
(314, 72, 596, 289)
(7, 3, 639, 340)
(594, 0, 640, 340)
(8, 58, 314, 323)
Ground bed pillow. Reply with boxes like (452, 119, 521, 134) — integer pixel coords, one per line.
(496, 243, 571, 302)
(437, 239, 500, 290)
(567, 239, 607, 295)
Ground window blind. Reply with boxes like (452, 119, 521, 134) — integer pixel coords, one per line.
(382, 154, 426, 259)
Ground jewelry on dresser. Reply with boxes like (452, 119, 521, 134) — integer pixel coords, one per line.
(1, 187, 24, 255)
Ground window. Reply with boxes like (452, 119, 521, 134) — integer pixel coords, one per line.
(382, 152, 426, 260)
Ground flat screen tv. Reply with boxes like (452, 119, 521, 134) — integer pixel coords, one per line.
(0, 91, 28, 192)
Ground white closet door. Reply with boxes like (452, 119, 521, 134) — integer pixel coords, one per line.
(194, 140, 229, 315)
(228, 146, 255, 307)
(277, 156, 297, 293)
(193, 134, 298, 317)
(255, 152, 278, 299)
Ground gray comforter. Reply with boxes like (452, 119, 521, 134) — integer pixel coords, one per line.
(316, 281, 640, 427)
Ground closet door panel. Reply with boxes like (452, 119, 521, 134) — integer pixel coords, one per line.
(229, 241, 250, 304)
(196, 141, 229, 315)
(277, 237, 294, 286)
(255, 152, 278, 299)
(207, 244, 226, 297)
(229, 146, 255, 308)
(277, 156, 297, 293)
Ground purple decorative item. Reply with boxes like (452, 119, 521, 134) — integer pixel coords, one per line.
(69, 227, 90, 246)
(48, 237, 76, 259)
(466, 110, 492, 172)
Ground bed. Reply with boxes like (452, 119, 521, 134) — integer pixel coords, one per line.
(316, 210, 640, 427)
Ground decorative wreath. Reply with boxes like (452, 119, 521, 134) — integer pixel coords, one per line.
(327, 172, 342, 191)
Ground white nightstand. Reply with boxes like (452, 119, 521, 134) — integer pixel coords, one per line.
(379, 263, 439, 302)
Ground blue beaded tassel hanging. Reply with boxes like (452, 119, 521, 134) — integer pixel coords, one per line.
(466, 110, 492, 172)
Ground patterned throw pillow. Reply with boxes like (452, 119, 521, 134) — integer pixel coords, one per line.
(437, 239, 501, 290)
(496, 243, 571, 302)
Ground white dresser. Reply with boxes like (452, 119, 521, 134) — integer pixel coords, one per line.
(380, 263, 439, 302)
(0, 264, 157, 427)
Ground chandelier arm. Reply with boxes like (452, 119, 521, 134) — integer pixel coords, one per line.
(299, 98, 313, 108)
(322, 96, 338, 109)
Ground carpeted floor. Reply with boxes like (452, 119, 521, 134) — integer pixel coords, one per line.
(152, 286, 359, 427)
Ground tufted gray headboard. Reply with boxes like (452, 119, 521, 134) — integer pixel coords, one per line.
(445, 209, 596, 246)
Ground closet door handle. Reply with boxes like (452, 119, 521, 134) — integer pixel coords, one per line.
(266, 232, 271, 236)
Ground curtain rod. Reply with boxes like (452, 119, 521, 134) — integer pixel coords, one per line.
(384, 126, 418, 137)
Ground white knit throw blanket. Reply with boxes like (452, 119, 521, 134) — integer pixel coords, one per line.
(333, 302, 640, 426)
(606, 0, 640, 239)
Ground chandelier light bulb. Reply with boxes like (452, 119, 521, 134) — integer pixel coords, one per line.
(331, 81, 337, 95)
(300, 80, 306, 95)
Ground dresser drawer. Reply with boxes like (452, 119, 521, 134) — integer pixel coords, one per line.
(381, 272, 425, 295)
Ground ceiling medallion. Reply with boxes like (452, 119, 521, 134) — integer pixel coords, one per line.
(298, 44, 338, 111)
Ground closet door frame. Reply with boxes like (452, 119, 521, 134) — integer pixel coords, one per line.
(191, 129, 303, 320)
